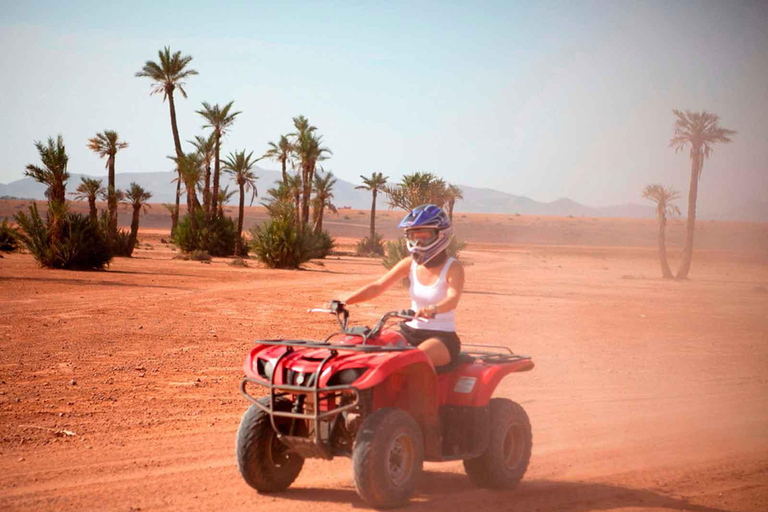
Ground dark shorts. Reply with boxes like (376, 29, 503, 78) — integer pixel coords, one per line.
(399, 322, 461, 364)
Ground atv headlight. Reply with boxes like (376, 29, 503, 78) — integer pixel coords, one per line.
(256, 358, 275, 381)
(328, 368, 366, 386)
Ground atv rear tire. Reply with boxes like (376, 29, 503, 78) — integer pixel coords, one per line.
(236, 397, 305, 493)
(463, 398, 531, 489)
(352, 408, 424, 509)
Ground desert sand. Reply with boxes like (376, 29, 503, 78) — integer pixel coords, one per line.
(1, 205, 767, 511)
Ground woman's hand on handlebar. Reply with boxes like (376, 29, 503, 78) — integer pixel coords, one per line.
(415, 305, 437, 319)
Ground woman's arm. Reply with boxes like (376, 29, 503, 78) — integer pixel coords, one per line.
(342, 257, 412, 305)
(417, 261, 465, 318)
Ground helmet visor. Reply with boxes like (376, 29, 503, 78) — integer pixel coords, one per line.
(405, 228, 439, 247)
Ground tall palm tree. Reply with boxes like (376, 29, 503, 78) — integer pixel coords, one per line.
(642, 184, 681, 279)
(217, 186, 238, 219)
(263, 135, 294, 185)
(71, 177, 106, 223)
(123, 183, 152, 254)
(223, 150, 259, 255)
(170, 152, 203, 239)
(312, 170, 337, 234)
(24, 135, 69, 244)
(445, 184, 464, 222)
(292, 116, 331, 226)
(355, 172, 388, 242)
(196, 101, 241, 218)
(135, 46, 197, 234)
(87, 130, 128, 239)
(190, 133, 216, 220)
(669, 109, 736, 279)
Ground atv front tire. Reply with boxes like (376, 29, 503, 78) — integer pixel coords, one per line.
(352, 408, 424, 509)
(236, 397, 305, 493)
(463, 398, 532, 489)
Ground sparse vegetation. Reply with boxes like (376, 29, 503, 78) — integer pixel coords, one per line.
(173, 249, 212, 262)
(642, 184, 680, 279)
(356, 232, 385, 256)
(0, 219, 21, 252)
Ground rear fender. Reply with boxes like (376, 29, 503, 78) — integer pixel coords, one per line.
(443, 359, 534, 407)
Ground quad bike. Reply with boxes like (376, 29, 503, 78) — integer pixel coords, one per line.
(236, 303, 534, 509)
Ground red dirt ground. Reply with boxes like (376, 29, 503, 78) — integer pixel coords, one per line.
(1, 208, 767, 511)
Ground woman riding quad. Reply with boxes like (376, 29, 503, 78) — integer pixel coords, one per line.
(341, 204, 464, 368)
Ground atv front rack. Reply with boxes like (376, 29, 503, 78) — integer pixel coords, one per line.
(240, 341, 415, 459)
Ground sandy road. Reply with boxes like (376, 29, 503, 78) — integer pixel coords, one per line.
(1, 241, 767, 511)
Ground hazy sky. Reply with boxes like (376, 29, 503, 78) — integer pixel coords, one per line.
(1, 0, 766, 211)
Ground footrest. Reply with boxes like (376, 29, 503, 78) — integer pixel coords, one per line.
(280, 435, 333, 460)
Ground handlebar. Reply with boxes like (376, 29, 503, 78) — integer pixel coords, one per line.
(308, 303, 416, 342)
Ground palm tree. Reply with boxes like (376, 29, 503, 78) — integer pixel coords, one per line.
(71, 177, 105, 223)
(312, 170, 337, 234)
(445, 184, 464, 222)
(87, 130, 128, 239)
(24, 135, 69, 244)
(263, 135, 294, 185)
(123, 183, 152, 254)
(355, 172, 388, 242)
(669, 109, 736, 279)
(642, 184, 681, 279)
(196, 101, 241, 219)
(135, 46, 197, 234)
(385, 172, 448, 211)
(170, 152, 203, 239)
(217, 186, 237, 219)
(223, 150, 259, 255)
(292, 116, 331, 226)
(190, 133, 216, 220)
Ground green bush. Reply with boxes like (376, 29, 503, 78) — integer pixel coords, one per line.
(112, 229, 134, 257)
(0, 219, 21, 252)
(356, 232, 385, 256)
(173, 211, 239, 257)
(14, 203, 112, 270)
(311, 230, 335, 260)
(249, 216, 334, 269)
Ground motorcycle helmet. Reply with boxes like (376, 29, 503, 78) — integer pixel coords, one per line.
(398, 204, 452, 264)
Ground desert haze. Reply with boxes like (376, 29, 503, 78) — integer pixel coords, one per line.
(1, 206, 767, 511)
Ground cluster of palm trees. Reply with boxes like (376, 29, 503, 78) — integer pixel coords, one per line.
(643, 109, 736, 279)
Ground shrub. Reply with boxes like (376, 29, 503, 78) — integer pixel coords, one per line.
(229, 257, 249, 268)
(249, 216, 334, 269)
(112, 229, 134, 257)
(356, 232, 385, 256)
(14, 203, 112, 270)
(173, 250, 212, 262)
(173, 211, 238, 257)
(0, 219, 21, 252)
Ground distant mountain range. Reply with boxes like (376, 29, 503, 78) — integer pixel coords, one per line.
(2, 168, 766, 221)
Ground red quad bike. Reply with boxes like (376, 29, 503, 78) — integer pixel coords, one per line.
(236, 303, 534, 509)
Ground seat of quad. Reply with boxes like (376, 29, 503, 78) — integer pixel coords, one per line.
(436, 352, 476, 374)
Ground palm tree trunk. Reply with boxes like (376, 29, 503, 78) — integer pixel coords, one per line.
(107, 156, 117, 239)
(168, 91, 183, 235)
(448, 199, 455, 222)
(188, 188, 197, 239)
(676, 150, 702, 279)
(212, 133, 221, 219)
(657, 213, 673, 278)
(314, 203, 325, 235)
(281, 158, 287, 185)
(203, 163, 211, 221)
(369, 190, 376, 241)
(301, 164, 311, 226)
(237, 183, 245, 256)
(128, 205, 140, 256)
(88, 198, 97, 224)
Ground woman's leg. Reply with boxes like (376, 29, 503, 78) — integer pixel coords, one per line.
(417, 338, 452, 367)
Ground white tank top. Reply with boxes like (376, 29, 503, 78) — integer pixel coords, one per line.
(406, 257, 457, 332)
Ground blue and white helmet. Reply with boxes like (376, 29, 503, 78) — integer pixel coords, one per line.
(398, 204, 452, 264)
